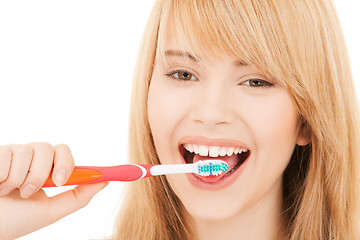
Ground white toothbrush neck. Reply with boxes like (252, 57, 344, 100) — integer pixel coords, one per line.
(150, 163, 197, 176)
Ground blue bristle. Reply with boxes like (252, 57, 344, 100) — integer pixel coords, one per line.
(196, 160, 229, 176)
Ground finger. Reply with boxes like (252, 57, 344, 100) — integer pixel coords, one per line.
(47, 182, 108, 223)
(19, 142, 54, 198)
(0, 145, 33, 196)
(0, 146, 12, 183)
(0, 147, 12, 196)
(52, 144, 75, 186)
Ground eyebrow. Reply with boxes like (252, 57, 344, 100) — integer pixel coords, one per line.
(164, 49, 249, 66)
(164, 50, 200, 62)
(234, 60, 249, 66)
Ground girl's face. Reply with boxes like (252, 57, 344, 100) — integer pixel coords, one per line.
(147, 31, 308, 222)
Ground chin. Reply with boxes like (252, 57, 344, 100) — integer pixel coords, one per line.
(167, 177, 244, 222)
(185, 200, 242, 222)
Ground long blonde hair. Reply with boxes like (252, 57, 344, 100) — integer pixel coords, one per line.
(113, 0, 360, 239)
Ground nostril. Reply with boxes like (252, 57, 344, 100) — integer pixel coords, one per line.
(193, 119, 229, 126)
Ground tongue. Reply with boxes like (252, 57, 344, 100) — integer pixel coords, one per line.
(193, 154, 239, 183)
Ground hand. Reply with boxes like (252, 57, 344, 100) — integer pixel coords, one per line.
(0, 143, 108, 240)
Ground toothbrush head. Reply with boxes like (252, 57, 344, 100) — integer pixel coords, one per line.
(196, 160, 229, 177)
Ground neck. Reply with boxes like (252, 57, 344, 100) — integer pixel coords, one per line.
(194, 182, 285, 240)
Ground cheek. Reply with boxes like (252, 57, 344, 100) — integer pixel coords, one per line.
(241, 90, 299, 174)
(239, 89, 299, 143)
(147, 78, 188, 164)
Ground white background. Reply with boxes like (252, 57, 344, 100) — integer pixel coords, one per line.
(0, 1, 358, 239)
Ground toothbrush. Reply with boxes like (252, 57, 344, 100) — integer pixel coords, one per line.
(43, 159, 229, 187)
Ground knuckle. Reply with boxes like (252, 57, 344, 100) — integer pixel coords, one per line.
(27, 143, 55, 162)
(0, 148, 11, 182)
(54, 143, 71, 152)
(14, 145, 33, 158)
(38, 142, 53, 150)
(29, 142, 54, 153)
(0, 147, 11, 159)
(54, 144, 74, 164)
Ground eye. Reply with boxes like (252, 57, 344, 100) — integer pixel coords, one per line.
(241, 79, 273, 87)
(166, 70, 198, 81)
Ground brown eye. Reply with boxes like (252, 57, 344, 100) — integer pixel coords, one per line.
(242, 79, 273, 87)
(167, 71, 197, 81)
(178, 72, 192, 80)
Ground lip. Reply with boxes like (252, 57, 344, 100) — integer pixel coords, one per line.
(178, 136, 251, 190)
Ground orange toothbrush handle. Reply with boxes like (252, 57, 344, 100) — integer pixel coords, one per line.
(43, 167, 103, 187)
(43, 164, 154, 187)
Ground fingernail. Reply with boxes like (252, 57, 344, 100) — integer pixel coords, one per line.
(20, 184, 37, 198)
(54, 169, 67, 186)
(0, 187, 12, 196)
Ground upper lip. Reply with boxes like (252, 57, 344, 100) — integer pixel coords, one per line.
(178, 136, 250, 150)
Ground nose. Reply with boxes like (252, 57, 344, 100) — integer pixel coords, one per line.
(190, 84, 235, 127)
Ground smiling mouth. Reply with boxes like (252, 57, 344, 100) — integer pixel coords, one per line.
(179, 144, 251, 181)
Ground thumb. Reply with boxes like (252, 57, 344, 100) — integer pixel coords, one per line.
(47, 181, 108, 223)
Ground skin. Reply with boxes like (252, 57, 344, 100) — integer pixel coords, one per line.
(147, 31, 309, 240)
(0, 143, 107, 239)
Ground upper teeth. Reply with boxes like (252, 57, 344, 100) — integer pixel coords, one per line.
(183, 144, 248, 157)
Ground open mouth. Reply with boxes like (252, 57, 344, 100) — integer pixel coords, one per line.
(179, 144, 251, 182)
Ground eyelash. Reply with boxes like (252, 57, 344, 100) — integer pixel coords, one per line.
(241, 79, 274, 88)
(165, 70, 273, 88)
(165, 70, 198, 82)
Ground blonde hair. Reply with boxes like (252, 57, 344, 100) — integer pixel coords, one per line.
(113, 0, 360, 239)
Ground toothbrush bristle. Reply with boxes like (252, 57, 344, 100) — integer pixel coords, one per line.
(197, 160, 229, 177)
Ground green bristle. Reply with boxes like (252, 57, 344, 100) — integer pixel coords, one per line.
(197, 160, 229, 176)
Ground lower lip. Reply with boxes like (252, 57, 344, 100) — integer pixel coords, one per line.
(186, 157, 249, 190)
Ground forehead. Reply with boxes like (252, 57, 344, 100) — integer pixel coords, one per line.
(157, 22, 249, 67)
